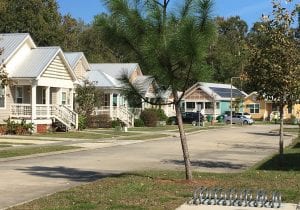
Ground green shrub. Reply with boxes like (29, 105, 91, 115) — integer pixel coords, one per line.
(3, 118, 33, 135)
(0, 125, 7, 135)
(166, 116, 177, 125)
(111, 120, 121, 128)
(88, 114, 112, 128)
(154, 108, 168, 121)
(78, 115, 87, 130)
(140, 109, 159, 127)
(134, 119, 145, 127)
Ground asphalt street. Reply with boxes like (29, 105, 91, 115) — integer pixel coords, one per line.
(0, 124, 294, 209)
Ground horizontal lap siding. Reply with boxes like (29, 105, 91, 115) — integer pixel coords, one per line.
(42, 56, 72, 80)
(0, 86, 14, 124)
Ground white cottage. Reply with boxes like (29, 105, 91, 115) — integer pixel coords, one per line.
(0, 33, 78, 132)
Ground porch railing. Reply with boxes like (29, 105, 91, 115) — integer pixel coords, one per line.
(10, 104, 78, 129)
(94, 106, 135, 127)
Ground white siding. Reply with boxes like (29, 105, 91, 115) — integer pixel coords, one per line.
(41, 55, 72, 80)
(6, 41, 32, 74)
(0, 85, 14, 123)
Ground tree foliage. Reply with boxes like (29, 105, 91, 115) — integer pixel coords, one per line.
(97, 0, 216, 180)
(245, 0, 300, 157)
(0, 47, 8, 87)
(75, 81, 102, 127)
(207, 16, 249, 83)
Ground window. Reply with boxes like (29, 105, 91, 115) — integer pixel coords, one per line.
(61, 92, 67, 105)
(186, 102, 195, 109)
(104, 94, 109, 106)
(0, 86, 5, 108)
(247, 103, 260, 114)
(15, 86, 23, 104)
(205, 102, 213, 109)
(42, 88, 46, 104)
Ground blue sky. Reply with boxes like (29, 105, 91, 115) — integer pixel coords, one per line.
(57, 0, 299, 28)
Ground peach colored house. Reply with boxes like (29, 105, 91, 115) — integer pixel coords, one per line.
(244, 92, 300, 120)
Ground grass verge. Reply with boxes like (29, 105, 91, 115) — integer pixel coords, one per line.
(0, 146, 80, 158)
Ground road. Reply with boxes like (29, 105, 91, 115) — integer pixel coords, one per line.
(0, 124, 294, 209)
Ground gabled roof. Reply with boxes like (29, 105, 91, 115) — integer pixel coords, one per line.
(0, 33, 36, 63)
(90, 63, 139, 79)
(132, 75, 155, 97)
(87, 70, 122, 88)
(10, 47, 59, 78)
(184, 82, 247, 101)
(10, 47, 77, 81)
(64, 52, 90, 70)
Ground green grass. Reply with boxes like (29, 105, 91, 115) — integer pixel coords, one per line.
(10, 136, 300, 210)
(34, 131, 114, 139)
(0, 144, 12, 148)
(0, 142, 34, 145)
(10, 170, 300, 210)
(0, 146, 80, 158)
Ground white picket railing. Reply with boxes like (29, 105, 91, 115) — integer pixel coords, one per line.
(10, 104, 78, 130)
(94, 106, 135, 127)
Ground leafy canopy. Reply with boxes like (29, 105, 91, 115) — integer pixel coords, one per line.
(96, 0, 216, 97)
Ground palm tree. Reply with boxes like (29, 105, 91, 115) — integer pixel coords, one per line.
(97, 0, 216, 180)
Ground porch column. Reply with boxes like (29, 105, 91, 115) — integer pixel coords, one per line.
(45, 86, 50, 119)
(109, 93, 113, 118)
(31, 82, 37, 122)
(69, 89, 74, 110)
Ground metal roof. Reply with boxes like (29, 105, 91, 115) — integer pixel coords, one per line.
(90, 63, 139, 79)
(87, 70, 122, 88)
(132, 75, 154, 97)
(10, 47, 60, 78)
(64, 52, 85, 69)
(0, 33, 33, 63)
(185, 82, 247, 101)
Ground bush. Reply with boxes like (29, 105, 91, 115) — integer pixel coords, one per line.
(78, 115, 87, 130)
(134, 119, 145, 127)
(111, 120, 121, 128)
(140, 109, 159, 127)
(3, 118, 33, 135)
(0, 125, 7, 135)
(166, 116, 177, 125)
(88, 114, 112, 128)
(153, 108, 168, 121)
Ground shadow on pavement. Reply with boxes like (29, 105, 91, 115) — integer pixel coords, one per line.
(162, 160, 245, 169)
(247, 132, 292, 137)
(294, 143, 300, 148)
(258, 153, 300, 171)
(17, 166, 120, 182)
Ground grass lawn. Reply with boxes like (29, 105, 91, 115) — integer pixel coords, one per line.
(10, 137, 300, 210)
(0, 145, 80, 158)
(34, 131, 114, 139)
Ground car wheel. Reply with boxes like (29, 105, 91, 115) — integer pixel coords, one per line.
(192, 121, 196, 126)
(226, 120, 230, 124)
(243, 120, 248, 125)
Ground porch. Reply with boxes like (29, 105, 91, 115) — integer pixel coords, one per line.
(10, 104, 78, 130)
(181, 101, 221, 117)
(8, 81, 77, 130)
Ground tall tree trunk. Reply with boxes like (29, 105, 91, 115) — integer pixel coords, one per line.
(173, 90, 192, 180)
(279, 104, 284, 160)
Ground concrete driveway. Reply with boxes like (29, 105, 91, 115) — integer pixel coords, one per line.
(0, 124, 294, 209)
